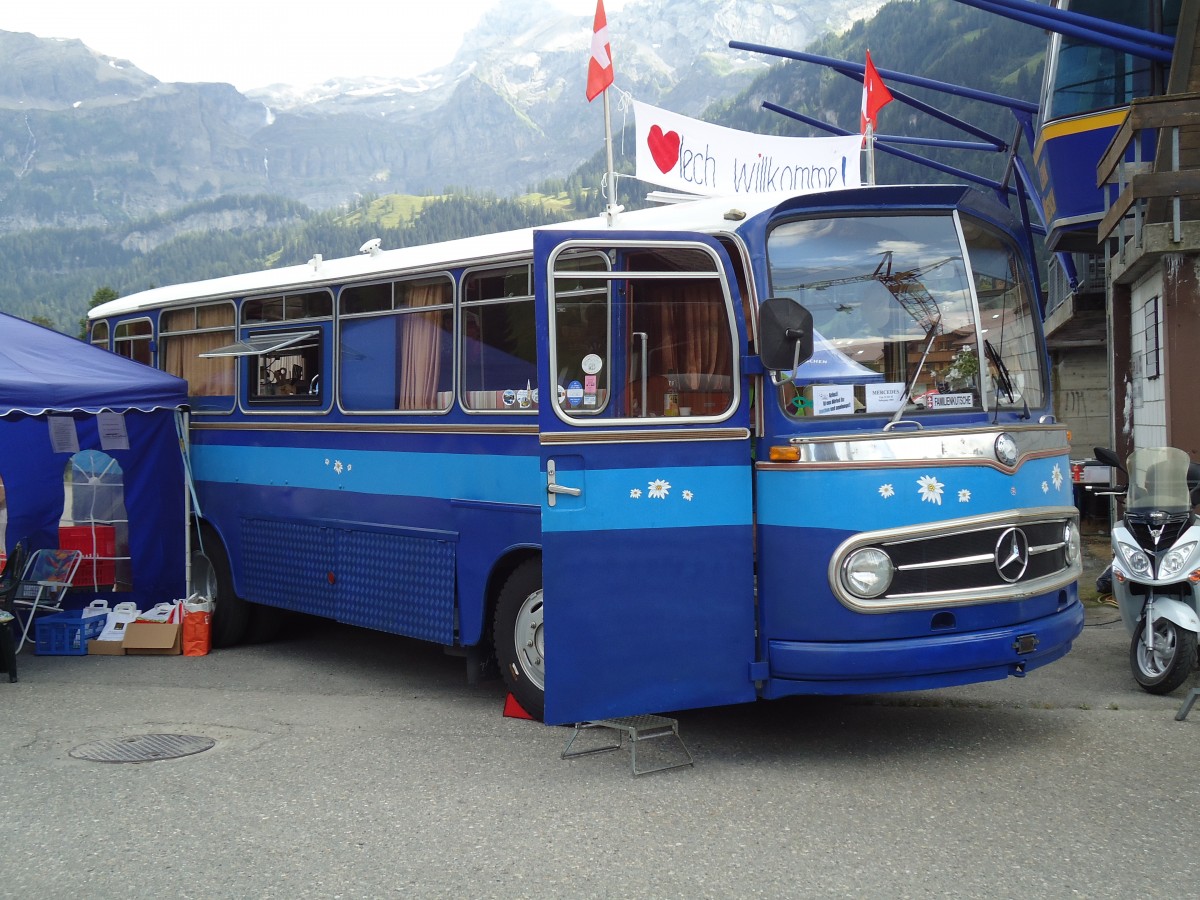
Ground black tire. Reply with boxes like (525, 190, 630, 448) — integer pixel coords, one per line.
(1130, 615, 1198, 695)
(191, 524, 249, 648)
(493, 559, 545, 721)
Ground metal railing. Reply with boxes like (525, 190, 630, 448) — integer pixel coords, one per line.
(1096, 93, 1200, 264)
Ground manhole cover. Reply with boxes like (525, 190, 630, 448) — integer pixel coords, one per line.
(69, 733, 215, 763)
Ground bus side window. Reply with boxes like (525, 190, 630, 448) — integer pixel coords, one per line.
(340, 276, 453, 412)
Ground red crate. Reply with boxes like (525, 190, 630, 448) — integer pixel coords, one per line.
(59, 525, 116, 586)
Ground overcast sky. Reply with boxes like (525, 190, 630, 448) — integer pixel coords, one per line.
(1, 1, 625, 92)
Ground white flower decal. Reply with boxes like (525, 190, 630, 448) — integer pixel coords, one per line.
(1051, 463, 1064, 491)
(682, 490, 694, 502)
(1041, 480, 1049, 493)
(630, 488, 642, 499)
(917, 474, 945, 505)
(333, 460, 344, 475)
(1011, 486, 1017, 496)
(647, 478, 671, 500)
(879, 484, 895, 499)
(958, 489, 971, 503)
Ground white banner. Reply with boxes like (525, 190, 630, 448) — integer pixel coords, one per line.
(632, 100, 862, 198)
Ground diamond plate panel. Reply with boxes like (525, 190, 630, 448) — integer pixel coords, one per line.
(243, 519, 334, 617)
(336, 528, 455, 643)
(241, 519, 455, 643)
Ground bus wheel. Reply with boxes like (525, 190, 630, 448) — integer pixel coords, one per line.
(192, 525, 250, 648)
(493, 560, 545, 720)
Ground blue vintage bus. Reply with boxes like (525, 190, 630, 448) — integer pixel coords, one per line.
(89, 184, 1083, 724)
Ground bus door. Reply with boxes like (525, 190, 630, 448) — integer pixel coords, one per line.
(533, 229, 758, 725)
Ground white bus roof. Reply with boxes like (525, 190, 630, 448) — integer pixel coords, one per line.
(90, 193, 790, 320)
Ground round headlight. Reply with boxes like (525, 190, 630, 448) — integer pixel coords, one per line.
(1159, 542, 1198, 580)
(843, 547, 894, 598)
(1063, 520, 1080, 565)
(995, 433, 1018, 467)
(1117, 541, 1152, 578)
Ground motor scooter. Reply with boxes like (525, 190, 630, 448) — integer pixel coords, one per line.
(1094, 446, 1200, 693)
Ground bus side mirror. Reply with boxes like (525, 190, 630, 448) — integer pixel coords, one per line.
(759, 297, 814, 384)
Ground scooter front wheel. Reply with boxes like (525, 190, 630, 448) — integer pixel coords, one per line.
(1130, 616, 1198, 694)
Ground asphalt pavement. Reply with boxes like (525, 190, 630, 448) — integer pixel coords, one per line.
(4, 529, 1198, 899)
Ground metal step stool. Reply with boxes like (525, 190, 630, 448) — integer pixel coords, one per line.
(561, 714, 694, 776)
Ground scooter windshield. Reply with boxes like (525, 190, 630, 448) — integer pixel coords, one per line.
(1125, 447, 1193, 513)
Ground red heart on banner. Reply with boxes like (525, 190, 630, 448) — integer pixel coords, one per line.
(647, 125, 681, 173)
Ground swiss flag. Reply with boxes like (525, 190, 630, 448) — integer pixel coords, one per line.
(860, 50, 893, 139)
(586, 0, 614, 102)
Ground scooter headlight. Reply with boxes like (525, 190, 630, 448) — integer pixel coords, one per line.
(842, 547, 894, 598)
(1117, 541, 1152, 578)
(1158, 542, 1198, 580)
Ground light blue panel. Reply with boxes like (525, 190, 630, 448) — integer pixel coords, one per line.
(192, 445, 542, 504)
(542, 464, 752, 532)
(758, 453, 1074, 530)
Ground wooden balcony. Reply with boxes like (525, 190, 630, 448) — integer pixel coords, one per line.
(1096, 92, 1200, 284)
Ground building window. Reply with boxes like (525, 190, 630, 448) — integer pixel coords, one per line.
(1143, 295, 1161, 380)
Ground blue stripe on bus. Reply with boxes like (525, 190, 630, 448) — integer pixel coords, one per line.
(541, 465, 751, 532)
(192, 445, 751, 532)
(192, 444, 543, 504)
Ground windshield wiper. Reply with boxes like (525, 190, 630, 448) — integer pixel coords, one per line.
(985, 338, 1028, 420)
(887, 316, 943, 429)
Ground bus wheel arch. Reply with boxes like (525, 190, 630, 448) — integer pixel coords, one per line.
(491, 553, 544, 721)
(191, 520, 251, 648)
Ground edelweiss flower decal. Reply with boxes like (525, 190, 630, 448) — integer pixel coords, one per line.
(958, 489, 971, 503)
(1051, 463, 1064, 491)
(629, 476, 691, 502)
(325, 458, 351, 475)
(1041, 480, 1049, 493)
(917, 474, 945, 505)
(879, 484, 895, 499)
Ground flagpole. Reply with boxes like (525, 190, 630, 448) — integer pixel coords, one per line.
(866, 122, 876, 186)
(603, 88, 618, 225)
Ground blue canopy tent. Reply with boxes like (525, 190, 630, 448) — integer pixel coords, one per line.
(794, 329, 886, 384)
(0, 313, 189, 610)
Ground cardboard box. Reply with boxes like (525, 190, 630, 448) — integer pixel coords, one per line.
(88, 639, 126, 656)
(122, 621, 182, 655)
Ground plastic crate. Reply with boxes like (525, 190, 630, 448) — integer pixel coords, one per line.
(34, 610, 107, 656)
(59, 525, 116, 587)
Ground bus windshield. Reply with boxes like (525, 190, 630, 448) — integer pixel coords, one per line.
(767, 212, 1044, 419)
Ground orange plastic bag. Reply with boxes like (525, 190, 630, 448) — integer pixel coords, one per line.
(182, 606, 211, 657)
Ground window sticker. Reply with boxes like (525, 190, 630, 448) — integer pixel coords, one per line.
(812, 384, 854, 416)
(928, 392, 973, 410)
(865, 382, 907, 414)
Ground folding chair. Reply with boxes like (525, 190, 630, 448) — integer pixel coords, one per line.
(10, 548, 82, 654)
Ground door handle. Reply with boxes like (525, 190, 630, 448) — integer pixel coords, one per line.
(547, 459, 582, 507)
